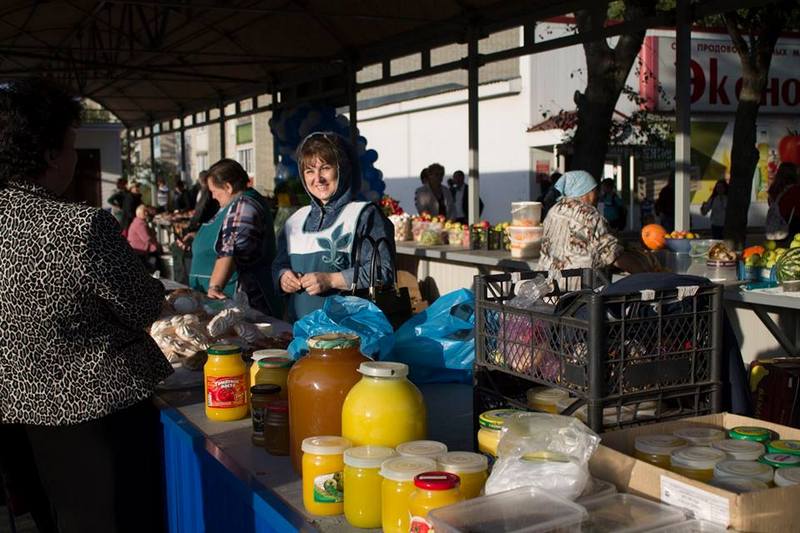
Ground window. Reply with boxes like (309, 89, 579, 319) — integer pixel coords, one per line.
(236, 122, 253, 145)
(153, 136, 161, 159)
(197, 152, 208, 172)
(238, 148, 253, 174)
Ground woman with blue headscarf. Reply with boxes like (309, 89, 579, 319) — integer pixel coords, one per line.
(539, 170, 623, 271)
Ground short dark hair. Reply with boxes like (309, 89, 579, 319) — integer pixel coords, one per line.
(207, 158, 250, 192)
(428, 163, 444, 178)
(0, 78, 82, 187)
(453, 170, 465, 179)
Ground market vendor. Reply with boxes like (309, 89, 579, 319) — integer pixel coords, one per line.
(273, 131, 396, 321)
(188, 158, 282, 317)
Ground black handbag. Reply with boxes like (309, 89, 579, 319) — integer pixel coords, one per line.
(351, 235, 413, 330)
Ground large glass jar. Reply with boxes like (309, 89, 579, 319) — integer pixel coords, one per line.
(287, 333, 368, 473)
(204, 343, 248, 421)
(341, 362, 426, 448)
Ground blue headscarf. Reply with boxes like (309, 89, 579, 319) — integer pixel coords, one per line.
(554, 170, 598, 198)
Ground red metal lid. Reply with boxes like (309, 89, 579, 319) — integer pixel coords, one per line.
(267, 399, 288, 413)
(413, 471, 460, 490)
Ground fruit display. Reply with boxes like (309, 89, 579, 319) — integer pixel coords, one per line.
(389, 213, 412, 241)
(743, 236, 800, 270)
(664, 230, 697, 239)
(380, 194, 404, 217)
(444, 221, 465, 246)
(775, 246, 800, 282)
(641, 224, 668, 250)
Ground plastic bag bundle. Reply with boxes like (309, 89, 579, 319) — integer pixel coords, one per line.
(484, 412, 600, 500)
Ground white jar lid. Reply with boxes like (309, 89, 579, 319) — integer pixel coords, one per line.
(635, 434, 688, 456)
(711, 476, 769, 493)
(301, 436, 351, 456)
(396, 440, 448, 459)
(436, 452, 488, 474)
(380, 456, 437, 482)
(344, 445, 397, 469)
(713, 460, 773, 483)
(712, 439, 764, 460)
(252, 348, 289, 360)
(674, 427, 726, 446)
(671, 446, 727, 470)
(527, 387, 569, 406)
(775, 467, 800, 487)
(358, 361, 408, 378)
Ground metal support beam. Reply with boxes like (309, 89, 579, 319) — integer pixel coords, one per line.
(674, 0, 691, 232)
(179, 124, 187, 183)
(467, 30, 480, 226)
(219, 102, 226, 159)
(149, 124, 156, 184)
(347, 60, 358, 147)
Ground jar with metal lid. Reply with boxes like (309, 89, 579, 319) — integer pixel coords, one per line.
(759, 453, 800, 469)
(436, 451, 488, 499)
(713, 460, 774, 484)
(634, 435, 687, 468)
(380, 456, 437, 533)
(766, 440, 800, 456)
(673, 427, 726, 447)
(775, 467, 800, 487)
(250, 384, 281, 446)
(254, 352, 292, 399)
(670, 446, 727, 482)
(711, 439, 764, 461)
(264, 399, 290, 456)
(396, 440, 448, 459)
(477, 409, 522, 458)
(342, 445, 397, 528)
(728, 426, 776, 443)
(408, 472, 464, 533)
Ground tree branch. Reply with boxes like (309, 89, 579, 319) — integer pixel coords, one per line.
(723, 11, 751, 65)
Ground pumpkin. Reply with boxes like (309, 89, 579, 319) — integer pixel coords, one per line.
(641, 223, 668, 250)
(742, 245, 766, 260)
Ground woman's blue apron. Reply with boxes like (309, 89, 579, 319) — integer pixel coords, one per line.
(188, 202, 237, 297)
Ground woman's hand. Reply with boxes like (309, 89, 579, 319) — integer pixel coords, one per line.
(300, 272, 346, 295)
(280, 270, 303, 294)
(207, 285, 227, 300)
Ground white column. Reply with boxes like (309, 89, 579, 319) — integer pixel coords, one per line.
(467, 32, 480, 225)
(674, 0, 692, 231)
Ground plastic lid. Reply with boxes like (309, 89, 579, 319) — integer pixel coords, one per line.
(207, 343, 242, 355)
(413, 471, 460, 490)
(712, 439, 765, 460)
(357, 361, 408, 378)
(775, 467, 800, 487)
(397, 440, 448, 459)
(437, 452, 489, 474)
(301, 436, 351, 456)
(266, 399, 288, 413)
(527, 387, 568, 406)
(767, 440, 800, 456)
(710, 477, 769, 493)
(674, 427, 726, 446)
(344, 445, 397, 468)
(380, 456, 437, 482)
(250, 384, 281, 395)
(729, 426, 775, 442)
(635, 435, 688, 456)
(671, 446, 727, 470)
(580, 494, 688, 532)
(307, 333, 360, 350)
(478, 409, 522, 431)
(713, 460, 773, 483)
(252, 348, 289, 360)
(257, 356, 292, 368)
(759, 453, 800, 468)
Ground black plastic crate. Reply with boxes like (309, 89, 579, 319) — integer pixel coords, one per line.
(474, 269, 723, 432)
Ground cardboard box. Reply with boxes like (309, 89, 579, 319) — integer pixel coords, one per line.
(589, 413, 800, 533)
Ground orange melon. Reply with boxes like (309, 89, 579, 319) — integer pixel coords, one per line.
(641, 224, 668, 250)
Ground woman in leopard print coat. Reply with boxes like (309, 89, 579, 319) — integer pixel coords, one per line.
(0, 79, 171, 532)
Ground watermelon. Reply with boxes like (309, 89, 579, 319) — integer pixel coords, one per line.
(775, 247, 800, 282)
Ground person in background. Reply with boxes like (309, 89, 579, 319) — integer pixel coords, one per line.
(639, 196, 656, 227)
(274, 132, 396, 321)
(172, 179, 192, 212)
(700, 179, 728, 239)
(598, 178, 626, 231)
(767, 162, 800, 241)
(172, 171, 219, 285)
(540, 171, 562, 219)
(108, 177, 131, 228)
(414, 162, 454, 218)
(0, 78, 170, 533)
(155, 176, 169, 213)
(414, 167, 433, 215)
(655, 178, 675, 232)
(128, 181, 143, 217)
(449, 169, 483, 224)
(127, 204, 162, 272)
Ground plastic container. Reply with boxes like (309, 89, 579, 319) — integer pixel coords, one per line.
(581, 493, 687, 532)
(710, 477, 769, 493)
(507, 225, 543, 243)
(526, 387, 568, 414)
(396, 440, 448, 459)
(342, 445, 397, 528)
(301, 436, 350, 516)
(253, 353, 292, 399)
(249, 384, 281, 446)
(204, 343, 248, 421)
(634, 435, 688, 469)
(646, 519, 727, 532)
(711, 438, 764, 461)
(713, 460, 773, 484)
(428, 485, 587, 533)
(510, 240, 541, 259)
(670, 447, 727, 482)
(759, 453, 800, 469)
(674, 427, 726, 447)
(576, 478, 617, 504)
(341, 362, 426, 448)
(477, 409, 521, 458)
(774, 467, 800, 487)
(408, 472, 464, 533)
(728, 426, 775, 443)
(511, 201, 542, 227)
(380, 456, 438, 533)
(436, 452, 489, 500)
(767, 439, 800, 456)
(287, 333, 368, 473)
(263, 399, 290, 455)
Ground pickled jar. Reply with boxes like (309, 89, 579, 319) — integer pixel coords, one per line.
(728, 426, 776, 444)
(301, 436, 351, 516)
(341, 362, 426, 448)
(673, 427, 726, 447)
(380, 456, 437, 533)
(477, 409, 522, 458)
(713, 460, 773, 484)
(250, 384, 281, 446)
(264, 399, 290, 456)
(635, 435, 688, 468)
(766, 440, 800, 456)
(436, 451, 488, 499)
(254, 352, 292, 399)
(527, 387, 568, 414)
(670, 446, 727, 482)
(408, 472, 463, 532)
(396, 440, 447, 460)
(288, 333, 368, 473)
(204, 343, 248, 421)
(342, 446, 397, 528)
(249, 349, 281, 387)
(774, 467, 800, 487)
(711, 439, 764, 461)
(759, 453, 800, 469)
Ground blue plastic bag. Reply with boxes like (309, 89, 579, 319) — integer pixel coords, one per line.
(386, 288, 475, 384)
(288, 296, 394, 360)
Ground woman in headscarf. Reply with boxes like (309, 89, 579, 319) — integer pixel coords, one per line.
(272, 132, 396, 321)
(539, 170, 623, 271)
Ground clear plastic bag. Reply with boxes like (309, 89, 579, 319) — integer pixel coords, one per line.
(484, 412, 600, 500)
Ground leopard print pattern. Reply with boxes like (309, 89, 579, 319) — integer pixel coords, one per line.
(0, 179, 173, 425)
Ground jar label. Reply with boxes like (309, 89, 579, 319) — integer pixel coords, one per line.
(206, 375, 246, 408)
(251, 407, 265, 436)
(409, 515, 434, 533)
(313, 472, 343, 503)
